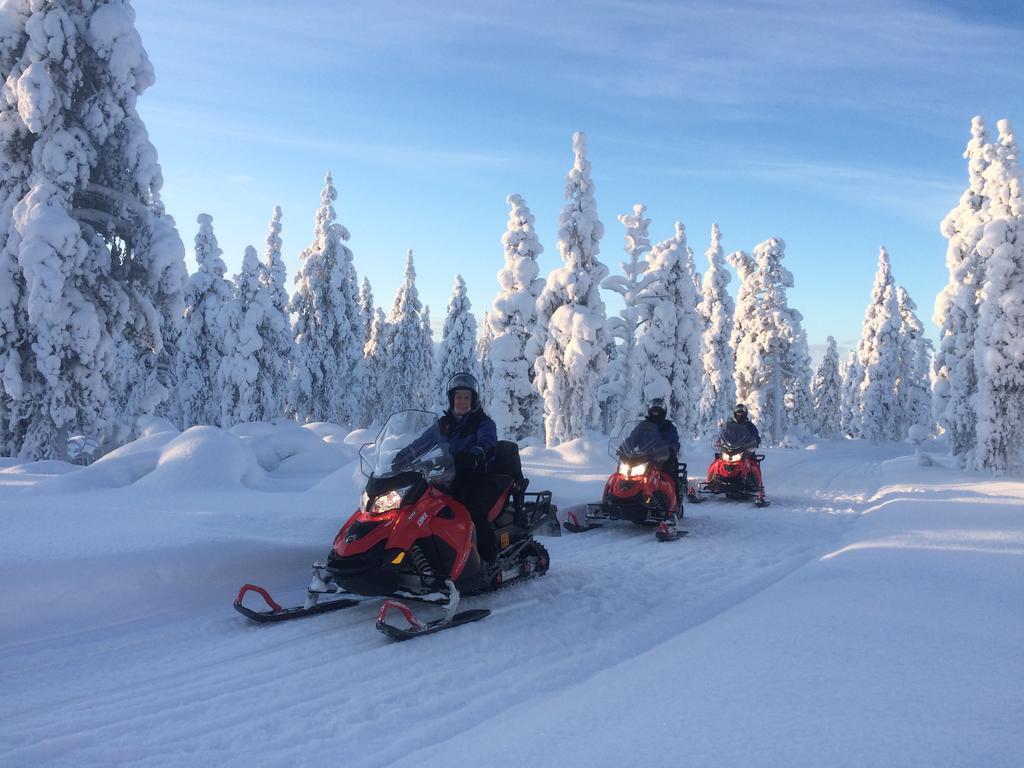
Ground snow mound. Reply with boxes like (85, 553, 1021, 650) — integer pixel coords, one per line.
(136, 416, 179, 437)
(39, 430, 181, 493)
(134, 426, 264, 491)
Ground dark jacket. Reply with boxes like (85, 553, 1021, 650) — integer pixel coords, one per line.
(644, 414, 680, 454)
(723, 418, 760, 448)
(439, 408, 497, 470)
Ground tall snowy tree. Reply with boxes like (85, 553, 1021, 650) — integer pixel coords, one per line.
(288, 172, 364, 426)
(894, 285, 933, 440)
(0, 0, 188, 458)
(477, 310, 494, 407)
(177, 214, 233, 428)
(600, 203, 651, 433)
(839, 349, 861, 437)
(489, 194, 545, 440)
(533, 131, 609, 445)
(634, 221, 703, 438)
(255, 205, 292, 421)
(972, 119, 1024, 472)
(419, 303, 436, 406)
(381, 251, 433, 414)
(436, 276, 479, 405)
(811, 336, 843, 437)
(933, 116, 992, 462)
(358, 276, 374, 350)
(217, 246, 263, 426)
(857, 248, 901, 443)
(697, 223, 735, 435)
(730, 238, 813, 445)
(362, 307, 390, 427)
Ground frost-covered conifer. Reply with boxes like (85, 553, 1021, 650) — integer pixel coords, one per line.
(288, 173, 364, 426)
(362, 307, 390, 427)
(697, 223, 735, 434)
(255, 206, 292, 420)
(933, 117, 992, 461)
(858, 248, 901, 443)
(477, 311, 495, 406)
(634, 221, 703, 438)
(811, 337, 843, 437)
(382, 251, 432, 414)
(419, 303, 437, 406)
(600, 203, 651, 432)
(0, 0, 188, 458)
(436, 275, 480, 408)
(972, 119, 1024, 472)
(839, 349, 861, 437)
(177, 215, 233, 428)
(729, 238, 812, 445)
(358, 277, 374, 349)
(489, 194, 546, 440)
(894, 286, 933, 440)
(533, 132, 609, 445)
(218, 246, 263, 426)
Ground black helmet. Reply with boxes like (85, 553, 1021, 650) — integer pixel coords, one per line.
(733, 403, 749, 422)
(447, 372, 481, 412)
(647, 397, 667, 419)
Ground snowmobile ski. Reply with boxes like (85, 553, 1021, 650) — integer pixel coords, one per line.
(655, 520, 688, 542)
(375, 599, 491, 641)
(233, 583, 361, 624)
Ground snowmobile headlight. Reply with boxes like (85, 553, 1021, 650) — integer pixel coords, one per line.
(723, 451, 744, 463)
(618, 461, 647, 478)
(369, 485, 414, 516)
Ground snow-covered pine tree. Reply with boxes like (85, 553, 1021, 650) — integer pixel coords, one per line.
(381, 251, 432, 414)
(218, 246, 263, 426)
(972, 119, 1024, 472)
(839, 349, 861, 437)
(288, 172, 364, 426)
(477, 310, 494, 407)
(697, 223, 735, 435)
(533, 132, 609, 445)
(894, 285, 933, 440)
(419, 303, 437, 408)
(358, 277, 374, 350)
(729, 238, 811, 445)
(933, 116, 992, 462)
(489, 194, 546, 440)
(811, 336, 843, 437)
(634, 221, 703, 438)
(256, 206, 292, 421)
(362, 307, 390, 427)
(177, 214, 233, 428)
(436, 275, 480, 408)
(0, 0, 188, 458)
(600, 203, 651, 434)
(854, 247, 900, 442)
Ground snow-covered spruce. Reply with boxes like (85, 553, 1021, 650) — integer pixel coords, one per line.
(288, 173, 365, 427)
(358, 277, 374, 352)
(933, 116, 991, 463)
(697, 223, 735, 436)
(362, 307, 390, 428)
(811, 336, 843, 437)
(419, 303, 437, 406)
(857, 248, 902, 443)
(477, 310, 495, 407)
(894, 286, 933, 441)
(533, 132, 609, 446)
(489, 194, 546, 440)
(217, 246, 264, 426)
(839, 349, 861, 437)
(633, 221, 703, 439)
(380, 251, 434, 415)
(0, 0, 188, 459)
(600, 203, 651, 434)
(730, 238, 814, 445)
(972, 119, 1024, 473)
(254, 206, 293, 422)
(177, 214, 233, 428)
(436, 275, 480, 408)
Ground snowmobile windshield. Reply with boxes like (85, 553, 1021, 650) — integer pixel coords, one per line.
(717, 421, 757, 453)
(360, 410, 450, 479)
(613, 421, 671, 464)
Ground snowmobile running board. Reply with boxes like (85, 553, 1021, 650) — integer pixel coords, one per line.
(233, 583, 361, 624)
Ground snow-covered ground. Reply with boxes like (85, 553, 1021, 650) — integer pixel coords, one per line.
(2, 422, 1021, 767)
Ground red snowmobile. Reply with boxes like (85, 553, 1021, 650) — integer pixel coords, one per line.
(234, 410, 558, 640)
(687, 421, 769, 507)
(564, 420, 687, 541)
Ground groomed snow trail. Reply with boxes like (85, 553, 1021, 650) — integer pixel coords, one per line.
(2, 434, 1018, 767)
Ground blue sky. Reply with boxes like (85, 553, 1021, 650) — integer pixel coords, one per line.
(133, 0, 1024, 359)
